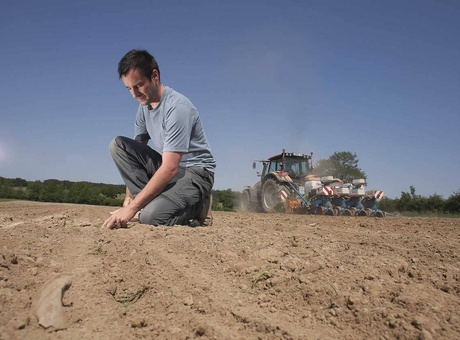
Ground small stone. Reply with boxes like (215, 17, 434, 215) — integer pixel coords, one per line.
(298, 275, 308, 283)
(9, 316, 29, 330)
(183, 295, 194, 306)
(130, 318, 147, 328)
(419, 330, 433, 340)
(10, 255, 18, 265)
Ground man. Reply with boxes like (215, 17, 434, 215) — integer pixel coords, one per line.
(103, 49, 216, 229)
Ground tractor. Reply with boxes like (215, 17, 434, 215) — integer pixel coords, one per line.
(240, 149, 313, 213)
(241, 149, 386, 217)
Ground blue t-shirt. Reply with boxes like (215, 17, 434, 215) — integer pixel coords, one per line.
(134, 86, 216, 173)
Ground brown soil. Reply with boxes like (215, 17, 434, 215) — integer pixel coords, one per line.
(1, 201, 459, 339)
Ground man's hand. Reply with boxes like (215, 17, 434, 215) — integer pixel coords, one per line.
(102, 206, 137, 229)
(103, 151, 181, 230)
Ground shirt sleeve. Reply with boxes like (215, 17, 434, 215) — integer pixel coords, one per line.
(163, 103, 196, 153)
(134, 105, 150, 141)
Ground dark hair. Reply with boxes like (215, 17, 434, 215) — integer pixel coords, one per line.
(117, 49, 160, 80)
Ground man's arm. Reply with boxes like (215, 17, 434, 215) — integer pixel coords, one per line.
(102, 151, 182, 229)
(129, 151, 182, 211)
(122, 139, 147, 207)
(123, 186, 133, 207)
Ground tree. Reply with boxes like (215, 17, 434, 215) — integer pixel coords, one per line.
(12, 178, 27, 187)
(424, 194, 444, 212)
(26, 181, 42, 201)
(444, 190, 460, 214)
(313, 151, 366, 183)
(212, 189, 238, 211)
(42, 179, 66, 202)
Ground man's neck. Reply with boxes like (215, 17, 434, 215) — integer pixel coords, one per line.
(148, 84, 165, 110)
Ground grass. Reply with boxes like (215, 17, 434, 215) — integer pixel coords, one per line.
(0, 198, 15, 202)
(108, 286, 148, 306)
(398, 211, 460, 218)
(252, 271, 272, 288)
(89, 244, 107, 255)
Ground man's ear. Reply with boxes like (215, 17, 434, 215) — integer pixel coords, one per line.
(151, 69, 158, 81)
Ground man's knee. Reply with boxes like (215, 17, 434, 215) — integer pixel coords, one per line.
(109, 136, 128, 156)
(139, 209, 179, 226)
(139, 196, 188, 226)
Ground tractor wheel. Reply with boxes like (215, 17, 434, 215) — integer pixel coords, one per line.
(261, 178, 285, 213)
(375, 211, 385, 218)
(343, 208, 356, 216)
(240, 190, 252, 211)
(316, 206, 324, 215)
(334, 206, 342, 216)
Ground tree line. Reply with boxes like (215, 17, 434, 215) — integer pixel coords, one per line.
(311, 152, 460, 215)
(377, 186, 460, 215)
(0, 176, 238, 211)
(0, 177, 126, 206)
(2, 148, 459, 215)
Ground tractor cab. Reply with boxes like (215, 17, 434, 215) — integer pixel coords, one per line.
(252, 150, 313, 182)
(267, 150, 313, 183)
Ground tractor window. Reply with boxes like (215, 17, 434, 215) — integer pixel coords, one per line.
(268, 158, 309, 174)
(269, 160, 282, 172)
(290, 163, 299, 174)
(285, 158, 309, 177)
(299, 161, 308, 175)
(284, 159, 299, 176)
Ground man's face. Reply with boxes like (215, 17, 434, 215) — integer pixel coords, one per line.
(121, 68, 160, 106)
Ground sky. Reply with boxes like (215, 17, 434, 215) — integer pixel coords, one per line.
(0, 0, 459, 199)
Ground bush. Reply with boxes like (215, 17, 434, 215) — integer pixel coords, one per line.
(444, 191, 460, 214)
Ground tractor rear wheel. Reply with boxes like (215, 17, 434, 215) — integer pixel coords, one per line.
(261, 178, 285, 213)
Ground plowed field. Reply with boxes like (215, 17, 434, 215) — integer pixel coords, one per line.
(1, 201, 459, 339)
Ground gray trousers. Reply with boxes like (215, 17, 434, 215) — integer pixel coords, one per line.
(109, 136, 214, 226)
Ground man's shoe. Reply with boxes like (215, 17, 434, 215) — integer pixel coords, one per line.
(202, 193, 213, 226)
(188, 194, 213, 227)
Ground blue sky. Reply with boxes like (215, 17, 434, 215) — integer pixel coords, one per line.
(0, 0, 459, 199)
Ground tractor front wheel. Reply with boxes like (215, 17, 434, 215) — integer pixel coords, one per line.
(240, 190, 252, 211)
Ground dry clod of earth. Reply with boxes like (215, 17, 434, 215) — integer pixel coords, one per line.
(0, 201, 459, 339)
(31, 274, 72, 331)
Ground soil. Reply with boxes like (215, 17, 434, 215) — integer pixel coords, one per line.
(0, 201, 459, 340)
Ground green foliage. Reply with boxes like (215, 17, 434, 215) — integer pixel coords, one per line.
(3, 174, 457, 216)
(212, 189, 239, 211)
(0, 176, 125, 206)
(313, 151, 366, 183)
(376, 197, 398, 213)
(274, 202, 286, 213)
(0, 176, 242, 211)
(443, 191, 460, 214)
(377, 187, 460, 216)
